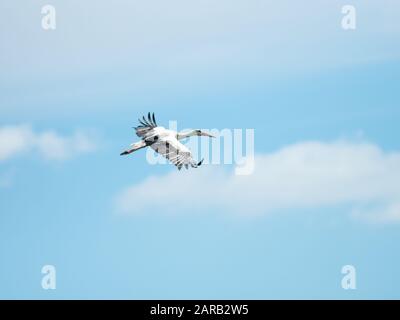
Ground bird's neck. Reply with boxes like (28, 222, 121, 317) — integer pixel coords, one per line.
(177, 130, 197, 140)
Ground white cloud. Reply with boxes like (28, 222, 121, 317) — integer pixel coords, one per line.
(0, 125, 32, 161)
(115, 139, 400, 223)
(352, 203, 400, 224)
(0, 124, 97, 162)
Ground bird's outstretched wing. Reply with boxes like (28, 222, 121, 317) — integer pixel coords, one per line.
(151, 136, 203, 170)
(135, 112, 158, 138)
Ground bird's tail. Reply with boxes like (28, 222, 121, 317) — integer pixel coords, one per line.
(120, 140, 147, 156)
(189, 158, 204, 168)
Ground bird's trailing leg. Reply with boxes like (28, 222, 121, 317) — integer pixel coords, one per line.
(120, 140, 147, 156)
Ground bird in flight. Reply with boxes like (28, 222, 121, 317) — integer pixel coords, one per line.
(120, 113, 215, 170)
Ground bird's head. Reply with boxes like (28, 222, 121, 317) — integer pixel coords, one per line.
(195, 130, 215, 138)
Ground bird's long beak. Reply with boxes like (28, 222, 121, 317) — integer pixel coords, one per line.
(201, 132, 216, 138)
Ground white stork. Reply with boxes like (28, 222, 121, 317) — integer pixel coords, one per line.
(120, 113, 215, 170)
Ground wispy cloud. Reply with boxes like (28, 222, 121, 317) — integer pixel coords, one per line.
(0, 124, 97, 162)
(2, 1, 400, 115)
(115, 139, 400, 223)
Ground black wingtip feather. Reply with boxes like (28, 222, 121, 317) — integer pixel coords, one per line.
(136, 113, 158, 128)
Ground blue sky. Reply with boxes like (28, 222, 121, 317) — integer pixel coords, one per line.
(1, 0, 400, 299)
